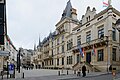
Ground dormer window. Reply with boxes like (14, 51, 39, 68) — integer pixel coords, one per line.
(86, 16, 90, 22)
(62, 35, 64, 42)
(88, 16, 90, 21)
(86, 17, 88, 22)
(57, 38, 59, 45)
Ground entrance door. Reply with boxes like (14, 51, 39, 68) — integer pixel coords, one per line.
(42, 62, 44, 68)
(86, 52, 91, 64)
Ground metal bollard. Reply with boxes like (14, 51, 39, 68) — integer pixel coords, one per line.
(58, 71, 60, 76)
(1, 75, 3, 79)
(67, 70, 68, 75)
(77, 71, 80, 76)
(88, 70, 89, 73)
(74, 70, 76, 74)
(22, 72, 24, 78)
(7, 71, 9, 79)
(1, 71, 3, 79)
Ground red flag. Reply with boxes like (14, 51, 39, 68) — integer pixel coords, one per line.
(92, 45, 96, 56)
(82, 48, 85, 56)
(103, 0, 109, 7)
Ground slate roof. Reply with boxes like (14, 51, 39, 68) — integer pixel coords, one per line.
(61, 0, 72, 20)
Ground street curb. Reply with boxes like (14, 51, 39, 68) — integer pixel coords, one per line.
(58, 73, 109, 80)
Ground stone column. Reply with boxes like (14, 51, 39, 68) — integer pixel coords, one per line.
(107, 6, 113, 68)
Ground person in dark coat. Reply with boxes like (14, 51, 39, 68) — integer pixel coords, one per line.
(109, 65, 112, 72)
(82, 65, 86, 77)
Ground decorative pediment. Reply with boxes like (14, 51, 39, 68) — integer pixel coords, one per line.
(81, 6, 96, 25)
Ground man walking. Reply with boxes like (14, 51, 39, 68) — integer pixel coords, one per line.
(82, 65, 86, 77)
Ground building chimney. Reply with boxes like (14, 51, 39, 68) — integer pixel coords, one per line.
(71, 8, 77, 20)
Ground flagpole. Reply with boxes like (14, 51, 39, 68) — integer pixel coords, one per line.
(92, 45, 95, 72)
(108, 0, 111, 6)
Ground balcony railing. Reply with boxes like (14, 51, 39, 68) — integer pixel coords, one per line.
(72, 38, 106, 52)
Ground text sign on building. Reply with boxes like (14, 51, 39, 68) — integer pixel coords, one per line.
(0, 0, 4, 3)
(9, 64, 14, 74)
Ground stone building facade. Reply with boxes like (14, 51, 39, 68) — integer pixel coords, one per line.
(33, 1, 120, 72)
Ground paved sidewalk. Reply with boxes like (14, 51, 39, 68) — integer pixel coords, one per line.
(0, 69, 112, 80)
(115, 78, 120, 80)
(2, 72, 109, 80)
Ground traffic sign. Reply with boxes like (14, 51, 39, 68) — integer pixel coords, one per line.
(9, 64, 14, 74)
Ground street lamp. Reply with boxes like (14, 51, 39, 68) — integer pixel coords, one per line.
(116, 19, 120, 32)
(17, 49, 21, 73)
(104, 36, 109, 72)
(99, 34, 110, 72)
(116, 19, 120, 46)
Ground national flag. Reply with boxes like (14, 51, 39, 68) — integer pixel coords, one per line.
(78, 45, 84, 58)
(108, 0, 111, 6)
(82, 48, 86, 56)
(92, 45, 96, 56)
(103, 0, 109, 7)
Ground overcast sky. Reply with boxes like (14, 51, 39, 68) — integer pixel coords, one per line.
(6, 0, 120, 50)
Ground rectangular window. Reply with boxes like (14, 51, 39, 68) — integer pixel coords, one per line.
(88, 16, 90, 21)
(62, 35, 64, 42)
(86, 31, 91, 43)
(62, 45, 64, 53)
(57, 38, 59, 45)
(112, 27, 116, 41)
(62, 58, 64, 65)
(77, 35, 81, 46)
(98, 28, 104, 39)
(77, 54, 80, 63)
(67, 41, 69, 50)
(47, 61, 48, 65)
(57, 59, 59, 65)
(70, 39, 73, 50)
(70, 56, 72, 64)
(67, 39, 73, 50)
(57, 47, 59, 54)
(69, 56, 71, 64)
(112, 48, 116, 61)
(67, 56, 73, 65)
(52, 50, 53, 56)
(67, 57, 69, 64)
(86, 17, 88, 22)
(50, 60, 51, 65)
(97, 49, 104, 61)
(52, 59, 53, 65)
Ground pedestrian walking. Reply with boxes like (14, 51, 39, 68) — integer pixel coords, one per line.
(82, 65, 86, 77)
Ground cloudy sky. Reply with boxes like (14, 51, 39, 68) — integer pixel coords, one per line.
(6, 0, 120, 50)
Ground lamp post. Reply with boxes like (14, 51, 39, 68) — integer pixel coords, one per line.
(116, 19, 120, 32)
(104, 36, 109, 73)
(115, 19, 120, 46)
(17, 49, 21, 73)
(99, 35, 110, 72)
(7, 60, 9, 79)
